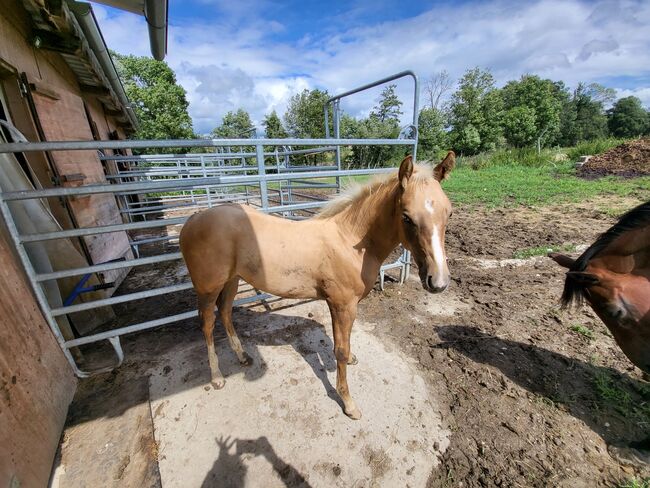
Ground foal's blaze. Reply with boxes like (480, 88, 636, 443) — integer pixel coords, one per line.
(180, 152, 455, 419)
(397, 152, 455, 293)
(549, 201, 650, 373)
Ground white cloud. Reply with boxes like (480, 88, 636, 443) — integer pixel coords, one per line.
(614, 87, 650, 107)
(92, 0, 650, 134)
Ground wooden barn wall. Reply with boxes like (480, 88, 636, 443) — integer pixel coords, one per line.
(0, 226, 77, 488)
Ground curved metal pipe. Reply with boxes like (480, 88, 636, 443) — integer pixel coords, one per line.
(144, 0, 168, 61)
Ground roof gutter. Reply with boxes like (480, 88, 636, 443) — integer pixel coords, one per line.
(69, 2, 139, 130)
(144, 0, 168, 61)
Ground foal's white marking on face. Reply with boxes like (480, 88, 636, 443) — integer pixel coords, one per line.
(425, 199, 434, 214)
(431, 225, 445, 267)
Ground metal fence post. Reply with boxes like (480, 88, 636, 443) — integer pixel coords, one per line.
(256, 142, 269, 210)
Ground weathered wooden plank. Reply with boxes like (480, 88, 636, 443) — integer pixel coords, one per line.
(0, 228, 77, 488)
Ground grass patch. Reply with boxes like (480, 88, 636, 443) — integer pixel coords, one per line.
(618, 477, 650, 488)
(565, 138, 628, 161)
(569, 324, 595, 339)
(594, 371, 632, 406)
(512, 243, 576, 259)
(442, 162, 650, 208)
(593, 371, 650, 419)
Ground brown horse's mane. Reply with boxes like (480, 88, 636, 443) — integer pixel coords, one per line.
(315, 164, 432, 221)
(561, 200, 650, 307)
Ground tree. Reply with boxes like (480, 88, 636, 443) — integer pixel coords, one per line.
(112, 52, 194, 148)
(211, 109, 255, 138)
(346, 115, 402, 168)
(448, 67, 503, 155)
(572, 83, 609, 141)
(417, 107, 447, 157)
(371, 84, 403, 122)
(423, 71, 453, 110)
(502, 106, 538, 148)
(608, 96, 649, 137)
(284, 89, 331, 138)
(501, 75, 564, 147)
(262, 110, 288, 139)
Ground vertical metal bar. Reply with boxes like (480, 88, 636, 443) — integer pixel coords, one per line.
(256, 143, 269, 210)
(324, 104, 330, 139)
(334, 100, 342, 192)
(411, 72, 420, 163)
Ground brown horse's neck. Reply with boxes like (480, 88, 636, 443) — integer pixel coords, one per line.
(327, 181, 401, 263)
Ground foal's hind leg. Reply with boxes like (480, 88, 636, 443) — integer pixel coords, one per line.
(217, 277, 252, 366)
(199, 291, 226, 389)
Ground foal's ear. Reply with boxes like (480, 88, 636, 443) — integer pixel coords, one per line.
(434, 151, 455, 182)
(398, 155, 414, 190)
(548, 252, 575, 269)
(567, 271, 600, 286)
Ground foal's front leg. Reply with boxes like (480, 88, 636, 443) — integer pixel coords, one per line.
(328, 300, 361, 420)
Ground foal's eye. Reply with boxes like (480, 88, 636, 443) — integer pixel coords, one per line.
(402, 214, 414, 226)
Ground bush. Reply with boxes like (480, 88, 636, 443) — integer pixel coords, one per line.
(565, 138, 628, 161)
(457, 147, 559, 170)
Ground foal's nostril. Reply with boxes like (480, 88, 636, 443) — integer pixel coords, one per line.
(427, 275, 434, 290)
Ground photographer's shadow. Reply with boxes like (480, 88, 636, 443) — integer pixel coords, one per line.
(201, 435, 312, 488)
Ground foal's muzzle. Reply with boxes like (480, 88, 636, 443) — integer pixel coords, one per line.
(418, 264, 449, 294)
(424, 275, 449, 293)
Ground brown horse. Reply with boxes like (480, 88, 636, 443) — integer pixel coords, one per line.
(549, 201, 650, 373)
(180, 152, 455, 419)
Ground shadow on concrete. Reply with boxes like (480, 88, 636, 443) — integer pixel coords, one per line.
(66, 304, 342, 427)
(201, 435, 312, 488)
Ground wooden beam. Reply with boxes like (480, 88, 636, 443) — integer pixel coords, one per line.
(103, 108, 126, 117)
(29, 82, 61, 100)
(32, 29, 80, 55)
(79, 84, 110, 96)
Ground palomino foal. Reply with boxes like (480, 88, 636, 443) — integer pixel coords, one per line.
(180, 152, 455, 419)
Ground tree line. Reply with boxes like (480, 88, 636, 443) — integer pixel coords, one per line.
(112, 53, 650, 161)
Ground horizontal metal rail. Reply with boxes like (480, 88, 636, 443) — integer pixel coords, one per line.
(50, 282, 194, 316)
(20, 217, 186, 242)
(2, 167, 392, 201)
(64, 292, 274, 348)
(0, 137, 415, 153)
(36, 252, 182, 281)
(99, 146, 338, 162)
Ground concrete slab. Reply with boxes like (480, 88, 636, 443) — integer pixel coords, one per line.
(149, 299, 449, 487)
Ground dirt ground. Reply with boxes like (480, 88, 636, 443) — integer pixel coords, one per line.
(55, 195, 650, 487)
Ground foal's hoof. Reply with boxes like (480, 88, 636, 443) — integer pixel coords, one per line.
(240, 352, 253, 366)
(347, 354, 358, 366)
(211, 378, 226, 390)
(345, 406, 362, 420)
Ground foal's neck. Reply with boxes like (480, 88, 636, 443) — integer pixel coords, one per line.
(330, 184, 401, 262)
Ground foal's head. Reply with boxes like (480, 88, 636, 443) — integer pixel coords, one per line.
(396, 152, 455, 293)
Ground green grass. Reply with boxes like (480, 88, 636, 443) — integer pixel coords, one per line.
(512, 243, 576, 259)
(442, 162, 650, 208)
(569, 324, 595, 339)
(593, 371, 650, 419)
(618, 477, 650, 488)
(565, 137, 628, 161)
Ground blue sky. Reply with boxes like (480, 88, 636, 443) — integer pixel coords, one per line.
(93, 0, 650, 134)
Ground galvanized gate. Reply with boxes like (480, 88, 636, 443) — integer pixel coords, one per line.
(0, 71, 420, 377)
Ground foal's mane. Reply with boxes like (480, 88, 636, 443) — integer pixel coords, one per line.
(315, 164, 432, 220)
(561, 200, 650, 307)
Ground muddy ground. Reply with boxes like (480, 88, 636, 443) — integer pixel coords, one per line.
(57, 195, 649, 487)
